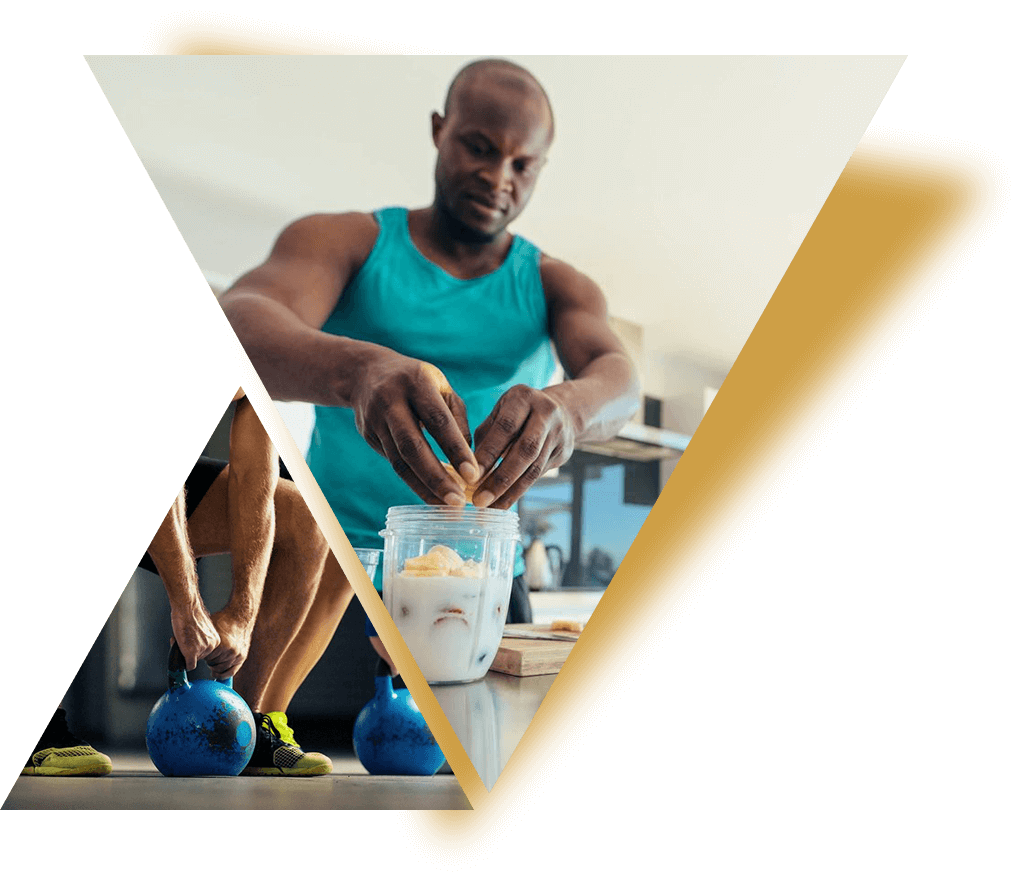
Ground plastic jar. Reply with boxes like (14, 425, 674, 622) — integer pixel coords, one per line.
(379, 505, 520, 684)
(354, 547, 382, 583)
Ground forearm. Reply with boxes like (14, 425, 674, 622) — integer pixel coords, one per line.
(148, 491, 204, 613)
(224, 288, 476, 506)
(545, 350, 641, 443)
(223, 398, 278, 626)
(221, 291, 382, 407)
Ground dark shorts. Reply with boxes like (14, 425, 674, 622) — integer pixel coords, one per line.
(138, 455, 292, 575)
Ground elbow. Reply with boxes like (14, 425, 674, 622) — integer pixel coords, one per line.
(624, 366, 642, 417)
(583, 356, 643, 443)
(219, 291, 255, 337)
(614, 352, 643, 424)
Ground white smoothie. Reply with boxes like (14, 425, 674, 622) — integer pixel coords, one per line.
(385, 555, 511, 684)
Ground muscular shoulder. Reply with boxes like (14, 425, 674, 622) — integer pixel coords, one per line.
(271, 211, 379, 271)
(221, 212, 380, 326)
(539, 253, 608, 315)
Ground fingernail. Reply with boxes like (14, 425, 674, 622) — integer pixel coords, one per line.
(459, 461, 479, 483)
(443, 492, 467, 507)
(474, 490, 494, 508)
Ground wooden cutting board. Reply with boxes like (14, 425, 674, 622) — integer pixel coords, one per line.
(490, 624, 581, 677)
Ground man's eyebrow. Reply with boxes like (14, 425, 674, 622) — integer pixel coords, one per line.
(460, 129, 496, 145)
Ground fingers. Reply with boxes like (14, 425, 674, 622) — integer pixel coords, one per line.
(473, 387, 573, 509)
(357, 362, 479, 504)
(412, 362, 477, 480)
(376, 418, 465, 506)
(443, 390, 476, 470)
(206, 634, 246, 680)
(472, 395, 525, 479)
(169, 611, 220, 670)
(171, 615, 246, 679)
(475, 412, 560, 509)
(206, 647, 244, 681)
(172, 636, 216, 673)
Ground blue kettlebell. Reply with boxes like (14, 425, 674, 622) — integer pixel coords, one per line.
(146, 642, 257, 777)
(353, 659, 446, 776)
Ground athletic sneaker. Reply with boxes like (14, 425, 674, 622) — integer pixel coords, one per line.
(22, 708, 113, 777)
(241, 711, 332, 777)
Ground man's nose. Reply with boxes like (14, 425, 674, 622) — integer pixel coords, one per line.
(479, 158, 513, 192)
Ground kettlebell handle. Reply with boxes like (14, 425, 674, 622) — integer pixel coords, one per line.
(168, 641, 234, 689)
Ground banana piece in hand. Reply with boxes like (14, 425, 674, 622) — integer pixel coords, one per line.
(442, 462, 478, 503)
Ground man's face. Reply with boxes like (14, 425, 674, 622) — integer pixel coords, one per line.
(432, 79, 551, 242)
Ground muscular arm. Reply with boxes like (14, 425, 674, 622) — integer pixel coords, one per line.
(147, 489, 219, 671)
(472, 256, 641, 509)
(219, 213, 478, 504)
(542, 258, 641, 441)
(219, 214, 376, 407)
(205, 391, 278, 680)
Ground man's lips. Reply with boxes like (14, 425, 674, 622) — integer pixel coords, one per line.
(464, 193, 507, 214)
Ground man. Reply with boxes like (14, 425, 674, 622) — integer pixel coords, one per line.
(142, 389, 357, 777)
(24, 391, 355, 777)
(219, 58, 640, 669)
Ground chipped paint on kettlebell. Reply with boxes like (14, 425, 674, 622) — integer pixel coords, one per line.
(146, 678, 256, 777)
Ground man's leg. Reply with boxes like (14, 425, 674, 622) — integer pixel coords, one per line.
(257, 551, 356, 712)
(187, 468, 337, 776)
(186, 470, 329, 712)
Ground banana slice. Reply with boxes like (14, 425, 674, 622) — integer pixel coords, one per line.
(403, 554, 452, 574)
(551, 619, 584, 633)
(442, 462, 478, 503)
(426, 544, 464, 568)
(400, 544, 487, 579)
(401, 544, 467, 576)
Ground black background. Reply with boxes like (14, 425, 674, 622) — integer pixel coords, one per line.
(12, 39, 1010, 847)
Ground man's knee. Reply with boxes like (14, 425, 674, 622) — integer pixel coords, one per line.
(272, 480, 328, 566)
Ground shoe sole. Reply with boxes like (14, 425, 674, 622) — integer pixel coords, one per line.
(240, 764, 333, 777)
(22, 760, 113, 777)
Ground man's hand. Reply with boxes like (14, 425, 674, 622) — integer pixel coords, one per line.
(206, 609, 255, 681)
(471, 384, 576, 509)
(350, 350, 480, 505)
(466, 256, 640, 512)
(169, 600, 221, 672)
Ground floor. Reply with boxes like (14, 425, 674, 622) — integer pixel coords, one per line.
(3, 750, 470, 810)
(5, 590, 604, 811)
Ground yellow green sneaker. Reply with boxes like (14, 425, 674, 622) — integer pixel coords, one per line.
(22, 708, 112, 777)
(241, 711, 332, 777)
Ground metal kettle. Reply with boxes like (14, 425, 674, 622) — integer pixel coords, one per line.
(524, 539, 564, 590)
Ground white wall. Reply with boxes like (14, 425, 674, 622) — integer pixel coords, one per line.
(88, 55, 903, 388)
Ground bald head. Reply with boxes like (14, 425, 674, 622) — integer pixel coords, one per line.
(443, 59, 555, 145)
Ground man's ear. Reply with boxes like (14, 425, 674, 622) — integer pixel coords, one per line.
(431, 111, 445, 147)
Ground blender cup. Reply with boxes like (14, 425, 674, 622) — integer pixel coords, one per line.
(380, 505, 520, 684)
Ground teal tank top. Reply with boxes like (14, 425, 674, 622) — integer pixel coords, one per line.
(307, 207, 556, 568)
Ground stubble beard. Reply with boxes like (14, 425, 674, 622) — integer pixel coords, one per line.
(435, 195, 506, 245)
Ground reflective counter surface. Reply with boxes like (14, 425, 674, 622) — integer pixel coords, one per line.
(432, 670, 558, 790)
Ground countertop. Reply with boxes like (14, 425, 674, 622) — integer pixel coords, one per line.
(432, 669, 558, 791)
